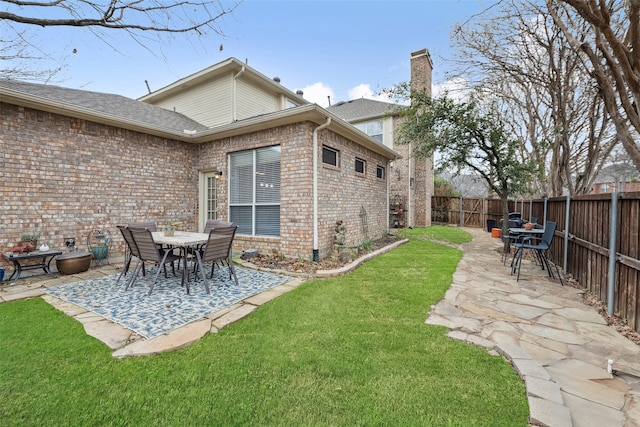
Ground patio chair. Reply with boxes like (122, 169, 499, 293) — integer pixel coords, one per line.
(127, 228, 181, 295)
(116, 225, 144, 282)
(203, 219, 234, 233)
(129, 220, 180, 270)
(128, 221, 158, 231)
(193, 225, 239, 292)
(511, 221, 563, 285)
(193, 219, 235, 261)
(501, 219, 523, 264)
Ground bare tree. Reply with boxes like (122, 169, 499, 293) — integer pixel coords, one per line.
(547, 0, 640, 172)
(0, 29, 66, 81)
(1, 0, 241, 80)
(449, 0, 616, 197)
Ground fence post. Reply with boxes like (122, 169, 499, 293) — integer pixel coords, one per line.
(563, 196, 571, 273)
(543, 197, 548, 228)
(459, 196, 463, 227)
(607, 192, 619, 316)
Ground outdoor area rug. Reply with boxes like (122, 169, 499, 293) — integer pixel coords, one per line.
(46, 265, 291, 339)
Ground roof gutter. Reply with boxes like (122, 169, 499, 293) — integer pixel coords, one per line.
(312, 117, 331, 262)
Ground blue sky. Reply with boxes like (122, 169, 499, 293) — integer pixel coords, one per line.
(8, 0, 489, 106)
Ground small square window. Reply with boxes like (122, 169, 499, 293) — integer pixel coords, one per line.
(355, 157, 366, 174)
(322, 146, 339, 167)
(376, 165, 385, 179)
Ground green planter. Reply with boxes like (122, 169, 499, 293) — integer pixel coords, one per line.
(91, 246, 108, 260)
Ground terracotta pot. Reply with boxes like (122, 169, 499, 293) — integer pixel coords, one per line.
(524, 222, 534, 230)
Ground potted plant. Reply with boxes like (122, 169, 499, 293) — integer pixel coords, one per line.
(20, 231, 42, 252)
(163, 221, 183, 236)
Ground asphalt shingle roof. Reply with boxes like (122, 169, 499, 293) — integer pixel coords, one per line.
(327, 98, 403, 122)
(0, 79, 209, 134)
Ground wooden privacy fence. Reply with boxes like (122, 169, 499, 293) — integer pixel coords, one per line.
(432, 193, 640, 332)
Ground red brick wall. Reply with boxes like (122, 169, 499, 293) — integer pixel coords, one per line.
(197, 122, 390, 260)
(316, 129, 390, 258)
(1, 102, 198, 263)
(1, 103, 390, 268)
(196, 123, 316, 259)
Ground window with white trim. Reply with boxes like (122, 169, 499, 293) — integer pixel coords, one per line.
(322, 145, 339, 167)
(355, 157, 366, 175)
(354, 119, 383, 143)
(376, 165, 385, 179)
(229, 146, 281, 236)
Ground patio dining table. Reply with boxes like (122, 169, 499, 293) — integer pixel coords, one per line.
(502, 227, 545, 265)
(507, 227, 545, 270)
(152, 231, 210, 293)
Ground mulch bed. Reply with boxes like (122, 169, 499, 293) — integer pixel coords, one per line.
(244, 234, 402, 276)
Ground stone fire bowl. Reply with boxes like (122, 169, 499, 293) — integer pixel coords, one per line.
(56, 251, 92, 275)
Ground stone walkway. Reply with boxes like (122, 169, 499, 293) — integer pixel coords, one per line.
(427, 227, 640, 427)
(2, 233, 640, 426)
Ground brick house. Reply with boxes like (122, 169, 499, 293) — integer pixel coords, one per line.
(591, 163, 640, 194)
(328, 49, 434, 229)
(0, 50, 432, 266)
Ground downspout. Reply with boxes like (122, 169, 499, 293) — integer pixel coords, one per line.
(387, 159, 395, 234)
(313, 117, 331, 262)
(408, 142, 413, 227)
(232, 66, 245, 122)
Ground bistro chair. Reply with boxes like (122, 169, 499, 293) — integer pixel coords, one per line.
(511, 221, 563, 285)
(193, 225, 239, 292)
(127, 228, 181, 295)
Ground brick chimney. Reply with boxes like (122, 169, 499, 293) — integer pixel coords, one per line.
(410, 48, 433, 96)
(407, 48, 434, 228)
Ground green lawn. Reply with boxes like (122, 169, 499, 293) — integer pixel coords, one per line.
(0, 226, 528, 426)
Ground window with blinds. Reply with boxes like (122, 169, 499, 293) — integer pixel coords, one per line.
(229, 146, 281, 236)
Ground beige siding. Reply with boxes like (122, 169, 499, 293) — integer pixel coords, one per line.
(148, 75, 233, 127)
(382, 116, 394, 149)
(236, 79, 280, 120)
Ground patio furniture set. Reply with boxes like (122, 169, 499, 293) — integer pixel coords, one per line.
(502, 218, 564, 285)
(117, 220, 239, 295)
(2, 220, 240, 294)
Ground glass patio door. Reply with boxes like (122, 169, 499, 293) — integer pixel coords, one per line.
(200, 171, 219, 231)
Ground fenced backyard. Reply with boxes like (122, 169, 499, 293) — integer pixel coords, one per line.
(432, 193, 640, 332)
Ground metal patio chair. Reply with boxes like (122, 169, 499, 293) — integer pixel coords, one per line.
(116, 225, 142, 283)
(127, 228, 181, 295)
(193, 225, 239, 292)
(511, 221, 564, 285)
(128, 221, 158, 231)
(203, 219, 234, 234)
